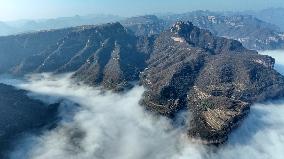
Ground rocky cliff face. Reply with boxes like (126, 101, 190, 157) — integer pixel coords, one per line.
(0, 21, 284, 145)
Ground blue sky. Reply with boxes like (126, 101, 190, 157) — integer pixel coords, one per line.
(0, 0, 284, 21)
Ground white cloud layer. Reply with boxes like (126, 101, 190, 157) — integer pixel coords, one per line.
(3, 50, 284, 159)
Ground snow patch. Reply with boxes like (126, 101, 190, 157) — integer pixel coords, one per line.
(171, 37, 185, 43)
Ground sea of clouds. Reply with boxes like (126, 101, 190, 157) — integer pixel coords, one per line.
(1, 50, 284, 159)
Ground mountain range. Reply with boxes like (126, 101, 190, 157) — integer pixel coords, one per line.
(0, 14, 124, 36)
(1, 9, 284, 50)
(239, 8, 284, 31)
(0, 21, 284, 145)
(122, 11, 284, 50)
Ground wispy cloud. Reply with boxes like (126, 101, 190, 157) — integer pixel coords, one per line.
(7, 73, 188, 159)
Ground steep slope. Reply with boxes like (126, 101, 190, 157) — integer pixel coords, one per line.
(0, 83, 58, 156)
(140, 21, 284, 144)
(0, 23, 146, 76)
(71, 23, 150, 90)
(0, 22, 150, 90)
(0, 28, 72, 73)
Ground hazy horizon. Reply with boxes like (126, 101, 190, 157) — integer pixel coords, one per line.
(1, 0, 284, 21)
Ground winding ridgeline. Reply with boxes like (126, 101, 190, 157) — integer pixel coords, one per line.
(1, 21, 284, 144)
